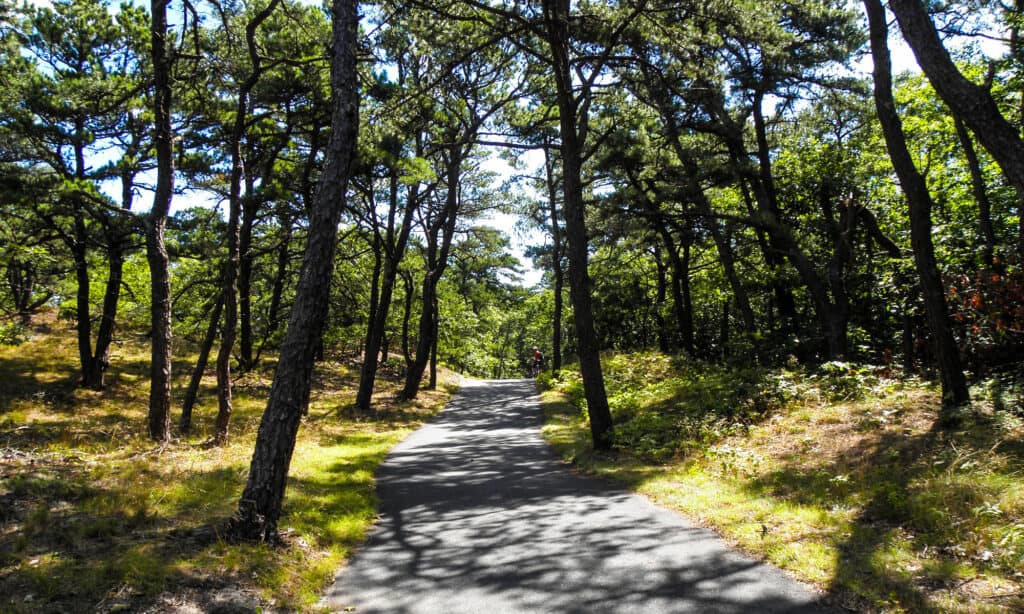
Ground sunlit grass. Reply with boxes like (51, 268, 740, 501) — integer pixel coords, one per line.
(0, 312, 456, 612)
(540, 354, 1024, 613)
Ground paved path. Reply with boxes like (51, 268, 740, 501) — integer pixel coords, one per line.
(323, 379, 836, 613)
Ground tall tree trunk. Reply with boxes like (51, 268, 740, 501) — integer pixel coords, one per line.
(147, 0, 174, 442)
(87, 246, 124, 390)
(260, 208, 293, 360)
(227, 0, 359, 542)
(238, 189, 256, 370)
(680, 241, 695, 354)
(888, 0, 1024, 195)
(866, 0, 970, 415)
(824, 198, 854, 360)
(400, 268, 414, 368)
(953, 116, 998, 267)
(355, 177, 419, 410)
(720, 300, 730, 360)
(653, 246, 670, 353)
(89, 170, 137, 390)
(214, 0, 281, 444)
(544, 144, 563, 375)
(401, 145, 461, 400)
(643, 101, 757, 338)
(70, 130, 110, 390)
(429, 294, 438, 389)
(72, 236, 98, 388)
(543, 0, 614, 449)
(180, 292, 224, 433)
(656, 226, 693, 356)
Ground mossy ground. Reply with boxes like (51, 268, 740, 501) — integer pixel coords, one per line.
(0, 311, 456, 613)
(540, 353, 1024, 613)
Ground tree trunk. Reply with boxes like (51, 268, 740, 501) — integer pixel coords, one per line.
(355, 177, 419, 410)
(543, 0, 613, 449)
(86, 246, 124, 390)
(72, 239, 103, 389)
(720, 300, 730, 360)
(401, 145, 461, 400)
(238, 191, 256, 370)
(180, 292, 224, 433)
(645, 103, 756, 338)
(227, 0, 359, 543)
(429, 294, 438, 389)
(400, 268, 414, 368)
(953, 116, 998, 267)
(680, 241, 695, 354)
(214, 0, 281, 445)
(653, 246, 670, 353)
(544, 144, 563, 375)
(260, 208, 293, 359)
(888, 0, 1024, 195)
(822, 193, 854, 360)
(656, 225, 693, 356)
(866, 0, 970, 416)
(147, 0, 174, 442)
(89, 168, 137, 390)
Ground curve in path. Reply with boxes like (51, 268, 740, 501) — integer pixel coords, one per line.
(322, 378, 836, 613)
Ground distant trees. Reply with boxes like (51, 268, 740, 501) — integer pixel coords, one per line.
(3, 0, 151, 390)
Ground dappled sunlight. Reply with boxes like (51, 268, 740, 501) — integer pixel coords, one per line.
(0, 318, 454, 612)
(327, 379, 830, 613)
(538, 354, 1024, 612)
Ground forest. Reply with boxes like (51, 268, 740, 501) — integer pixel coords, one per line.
(1, 0, 1024, 610)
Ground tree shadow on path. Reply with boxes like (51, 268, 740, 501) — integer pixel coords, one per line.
(325, 379, 838, 614)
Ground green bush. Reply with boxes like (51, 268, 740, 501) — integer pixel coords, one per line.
(0, 321, 28, 345)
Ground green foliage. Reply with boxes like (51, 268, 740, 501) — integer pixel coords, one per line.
(541, 349, 1024, 611)
(549, 353, 812, 461)
(0, 321, 28, 345)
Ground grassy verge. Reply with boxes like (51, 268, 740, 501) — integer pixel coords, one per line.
(0, 313, 456, 613)
(540, 353, 1024, 613)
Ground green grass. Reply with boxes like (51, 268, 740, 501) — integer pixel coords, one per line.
(540, 353, 1024, 613)
(0, 311, 456, 612)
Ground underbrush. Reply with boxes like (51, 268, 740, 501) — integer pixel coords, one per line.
(0, 314, 455, 613)
(540, 352, 1024, 613)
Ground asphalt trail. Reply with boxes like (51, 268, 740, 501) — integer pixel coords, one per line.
(322, 378, 836, 613)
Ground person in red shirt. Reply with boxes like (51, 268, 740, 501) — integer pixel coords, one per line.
(530, 346, 544, 377)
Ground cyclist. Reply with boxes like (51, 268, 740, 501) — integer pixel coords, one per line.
(530, 346, 544, 377)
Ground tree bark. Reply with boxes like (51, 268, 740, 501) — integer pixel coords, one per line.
(953, 116, 998, 267)
(865, 0, 970, 415)
(214, 0, 281, 445)
(355, 177, 419, 410)
(238, 190, 256, 370)
(543, 0, 613, 449)
(888, 0, 1024, 195)
(401, 144, 462, 400)
(544, 144, 564, 375)
(400, 268, 414, 368)
(180, 292, 224, 433)
(227, 0, 359, 543)
(653, 245, 670, 353)
(147, 0, 174, 442)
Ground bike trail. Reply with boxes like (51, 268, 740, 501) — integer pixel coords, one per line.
(322, 378, 837, 613)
